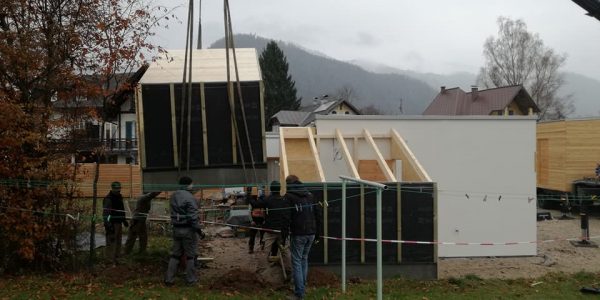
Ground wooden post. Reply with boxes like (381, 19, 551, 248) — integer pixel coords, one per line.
(88, 162, 99, 270)
(170, 83, 179, 167)
(397, 182, 402, 263)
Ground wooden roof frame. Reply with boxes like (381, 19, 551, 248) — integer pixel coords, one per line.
(279, 127, 325, 193)
(363, 129, 396, 182)
(277, 127, 431, 184)
(390, 129, 432, 182)
(335, 129, 360, 179)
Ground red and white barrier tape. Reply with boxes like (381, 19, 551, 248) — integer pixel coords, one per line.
(320, 235, 600, 246)
(87, 208, 600, 246)
(193, 220, 600, 246)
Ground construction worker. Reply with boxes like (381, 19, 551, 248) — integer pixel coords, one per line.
(124, 191, 161, 255)
(247, 188, 266, 254)
(164, 176, 203, 286)
(286, 175, 322, 300)
(249, 181, 291, 258)
(103, 181, 128, 265)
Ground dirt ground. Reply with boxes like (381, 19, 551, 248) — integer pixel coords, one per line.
(438, 211, 600, 279)
(193, 210, 600, 286)
(197, 226, 338, 290)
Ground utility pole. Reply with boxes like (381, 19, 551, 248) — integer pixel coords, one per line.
(398, 98, 404, 114)
(197, 0, 202, 49)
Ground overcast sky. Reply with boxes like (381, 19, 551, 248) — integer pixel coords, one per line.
(154, 0, 600, 80)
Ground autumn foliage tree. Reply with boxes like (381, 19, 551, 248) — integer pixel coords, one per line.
(0, 0, 167, 272)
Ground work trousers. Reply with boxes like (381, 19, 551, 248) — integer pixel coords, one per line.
(124, 219, 148, 254)
(263, 231, 291, 280)
(164, 227, 198, 285)
(105, 223, 123, 264)
(248, 228, 265, 252)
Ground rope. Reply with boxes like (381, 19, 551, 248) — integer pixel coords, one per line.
(197, 0, 202, 49)
(225, 0, 259, 184)
(177, 0, 194, 177)
(223, 0, 248, 183)
(186, 0, 194, 172)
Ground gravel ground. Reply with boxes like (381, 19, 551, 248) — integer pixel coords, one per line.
(438, 210, 600, 279)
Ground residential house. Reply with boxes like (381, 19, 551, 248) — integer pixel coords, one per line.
(268, 95, 361, 131)
(422, 85, 539, 116)
(50, 65, 147, 164)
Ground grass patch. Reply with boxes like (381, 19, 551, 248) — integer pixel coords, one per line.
(2, 269, 600, 299)
(3, 234, 600, 299)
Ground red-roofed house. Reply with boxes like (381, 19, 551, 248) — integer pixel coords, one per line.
(423, 85, 539, 116)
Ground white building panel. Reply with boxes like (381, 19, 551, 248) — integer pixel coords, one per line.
(314, 115, 537, 258)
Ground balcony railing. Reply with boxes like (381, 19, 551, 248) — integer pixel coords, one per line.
(48, 138, 137, 152)
(105, 138, 138, 151)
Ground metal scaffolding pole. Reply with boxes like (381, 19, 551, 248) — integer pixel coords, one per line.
(339, 175, 387, 300)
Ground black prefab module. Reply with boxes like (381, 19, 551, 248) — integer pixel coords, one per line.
(136, 49, 267, 188)
(308, 182, 437, 280)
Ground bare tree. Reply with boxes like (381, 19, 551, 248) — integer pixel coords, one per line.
(477, 17, 574, 120)
(360, 104, 382, 115)
(335, 84, 358, 103)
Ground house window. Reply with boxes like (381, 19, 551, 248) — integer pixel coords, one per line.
(126, 121, 135, 140)
(331, 111, 337, 114)
(345, 111, 350, 115)
(508, 110, 514, 115)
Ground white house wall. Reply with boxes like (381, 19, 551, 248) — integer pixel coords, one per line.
(118, 113, 137, 140)
(266, 132, 280, 158)
(318, 138, 354, 181)
(314, 115, 537, 258)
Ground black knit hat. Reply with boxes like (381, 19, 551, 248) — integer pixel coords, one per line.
(270, 180, 280, 193)
(178, 176, 193, 186)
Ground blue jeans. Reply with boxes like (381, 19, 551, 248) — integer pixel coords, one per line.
(290, 234, 315, 298)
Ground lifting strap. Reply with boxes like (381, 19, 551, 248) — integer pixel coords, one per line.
(176, 0, 259, 184)
(178, 0, 195, 176)
(223, 0, 258, 185)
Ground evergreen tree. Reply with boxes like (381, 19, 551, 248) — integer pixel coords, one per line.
(259, 41, 301, 125)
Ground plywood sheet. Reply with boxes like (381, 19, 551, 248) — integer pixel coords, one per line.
(537, 121, 567, 192)
(358, 160, 395, 182)
(536, 139, 549, 186)
(140, 49, 261, 84)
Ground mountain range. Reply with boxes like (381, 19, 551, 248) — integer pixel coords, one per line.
(211, 34, 600, 117)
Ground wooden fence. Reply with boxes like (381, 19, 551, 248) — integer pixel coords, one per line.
(75, 163, 142, 198)
(74, 163, 225, 201)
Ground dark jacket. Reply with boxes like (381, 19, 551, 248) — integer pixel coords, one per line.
(132, 192, 160, 221)
(170, 189, 201, 232)
(286, 183, 322, 236)
(103, 191, 126, 224)
(250, 193, 291, 232)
